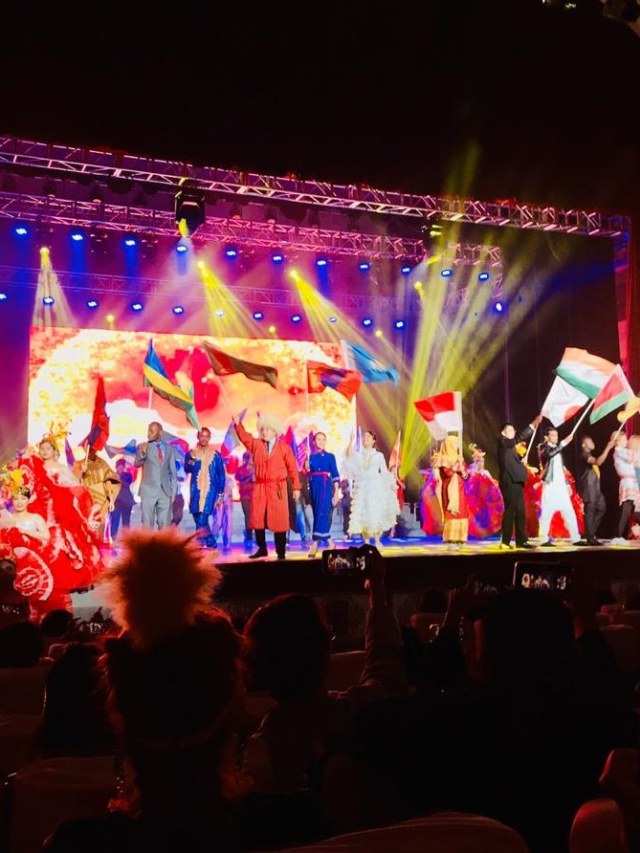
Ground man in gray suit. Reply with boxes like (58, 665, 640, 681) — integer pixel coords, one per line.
(135, 421, 178, 529)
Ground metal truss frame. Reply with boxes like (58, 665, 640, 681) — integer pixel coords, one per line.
(0, 136, 630, 239)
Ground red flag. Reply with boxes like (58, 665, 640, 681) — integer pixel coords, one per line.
(307, 362, 362, 402)
(203, 341, 278, 389)
(388, 431, 402, 471)
(414, 392, 462, 441)
(84, 376, 110, 450)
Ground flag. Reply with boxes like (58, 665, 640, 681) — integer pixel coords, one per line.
(297, 434, 309, 470)
(220, 407, 247, 458)
(414, 391, 462, 441)
(202, 341, 278, 389)
(590, 365, 635, 423)
(143, 339, 200, 430)
(64, 438, 76, 467)
(342, 340, 399, 387)
(283, 426, 300, 467)
(83, 375, 109, 450)
(388, 430, 402, 471)
(105, 439, 138, 459)
(617, 395, 640, 424)
(307, 362, 362, 402)
(555, 348, 617, 399)
(541, 375, 589, 427)
(354, 426, 362, 453)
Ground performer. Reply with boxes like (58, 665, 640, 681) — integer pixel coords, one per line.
(235, 451, 255, 549)
(611, 432, 640, 544)
(576, 434, 615, 545)
(111, 458, 136, 538)
(212, 464, 234, 551)
(464, 443, 504, 539)
(496, 414, 543, 549)
(537, 427, 580, 546)
(344, 430, 399, 548)
(232, 413, 300, 560)
(307, 432, 340, 557)
(134, 421, 178, 531)
(433, 433, 469, 550)
(183, 427, 225, 549)
(76, 445, 120, 539)
(339, 478, 352, 540)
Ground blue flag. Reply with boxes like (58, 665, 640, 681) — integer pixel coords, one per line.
(342, 341, 399, 387)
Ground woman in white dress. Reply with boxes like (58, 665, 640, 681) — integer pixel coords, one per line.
(345, 430, 399, 547)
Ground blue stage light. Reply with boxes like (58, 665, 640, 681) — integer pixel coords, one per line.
(291, 314, 302, 323)
(441, 268, 453, 278)
(86, 299, 99, 309)
(271, 252, 284, 264)
(225, 247, 238, 259)
(42, 296, 55, 306)
(172, 305, 185, 315)
(362, 317, 373, 327)
(253, 311, 264, 320)
(176, 243, 188, 254)
(131, 302, 143, 312)
(0, 293, 7, 301)
(401, 264, 412, 275)
(478, 271, 490, 282)
(70, 231, 84, 242)
(359, 261, 371, 272)
(124, 236, 137, 248)
(328, 316, 337, 324)
(394, 319, 405, 329)
(316, 257, 328, 267)
(15, 225, 28, 237)
(493, 301, 505, 313)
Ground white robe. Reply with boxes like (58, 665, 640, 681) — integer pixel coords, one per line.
(345, 448, 399, 536)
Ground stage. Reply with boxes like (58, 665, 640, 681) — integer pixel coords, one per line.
(73, 535, 640, 645)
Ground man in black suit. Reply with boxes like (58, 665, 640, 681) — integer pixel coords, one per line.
(497, 414, 543, 549)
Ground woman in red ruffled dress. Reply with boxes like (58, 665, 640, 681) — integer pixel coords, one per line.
(0, 432, 104, 620)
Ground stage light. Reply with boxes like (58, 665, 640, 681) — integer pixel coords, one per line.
(176, 242, 189, 254)
(172, 305, 185, 315)
(362, 317, 373, 327)
(440, 269, 453, 278)
(70, 230, 84, 242)
(316, 257, 328, 267)
(14, 225, 28, 237)
(225, 246, 238, 259)
(86, 299, 99, 309)
(493, 300, 505, 313)
(88, 184, 104, 204)
(291, 314, 302, 323)
(401, 264, 412, 275)
(42, 296, 55, 306)
(328, 316, 338, 324)
(0, 292, 7, 301)
(131, 302, 143, 312)
(124, 236, 137, 248)
(105, 313, 115, 324)
(271, 252, 284, 264)
(394, 319, 405, 329)
(268, 325, 277, 334)
(358, 261, 371, 272)
(253, 311, 264, 321)
(215, 309, 225, 318)
(174, 181, 205, 237)
(478, 271, 490, 282)
(40, 246, 50, 256)
(414, 280, 423, 290)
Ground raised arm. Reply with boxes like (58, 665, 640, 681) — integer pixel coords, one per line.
(233, 420, 259, 454)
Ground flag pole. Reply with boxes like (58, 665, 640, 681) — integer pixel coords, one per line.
(569, 398, 596, 438)
(524, 427, 538, 464)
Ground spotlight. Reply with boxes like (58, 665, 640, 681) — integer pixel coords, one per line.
(88, 184, 104, 203)
(478, 272, 490, 282)
(86, 299, 99, 309)
(265, 206, 277, 224)
(105, 313, 115, 324)
(394, 319, 405, 329)
(440, 269, 453, 278)
(358, 261, 371, 272)
(172, 305, 185, 315)
(253, 311, 264, 321)
(268, 325, 277, 334)
(0, 293, 8, 301)
(175, 181, 205, 237)
(493, 301, 505, 313)
(291, 314, 302, 323)
(225, 246, 238, 259)
(176, 242, 189, 254)
(43, 179, 58, 199)
(271, 252, 284, 264)
(42, 296, 55, 306)
(70, 230, 84, 242)
(215, 310, 225, 318)
(316, 257, 328, 267)
(229, 203, 243, 220)
(14, 224, 28, 237)
(401, 264, 412, 275)
(131, 302, 143, 312)
(124, 236, 137, 248)
(414, 281, 423, 291)
(328, 316, 338, 324)
(375, 329, 383, 338)
(362, 317, 373, 327)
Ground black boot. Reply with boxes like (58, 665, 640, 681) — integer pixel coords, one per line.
(274, 531, 287, 560)
(250, 529, 268, 559)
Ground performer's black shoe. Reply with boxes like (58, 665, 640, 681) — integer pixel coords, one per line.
(516, 541, 536, 549)
(541, 540, 555, 547)
(498, 543, 514, 551)
(573, 539, 588, 546)
(276, 553, 286, 560)
(249, 549, 268, 559)
(587, 538, 604, 546)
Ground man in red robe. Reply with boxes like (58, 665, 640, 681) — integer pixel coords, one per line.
(232, 414, 301, 560)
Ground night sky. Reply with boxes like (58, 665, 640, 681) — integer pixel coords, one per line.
(1, 0, 638, 213)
